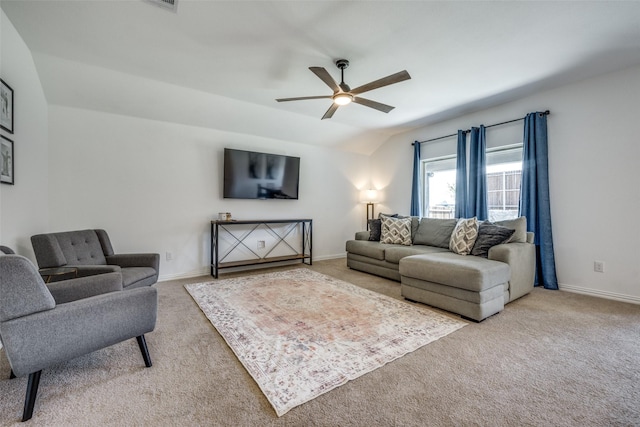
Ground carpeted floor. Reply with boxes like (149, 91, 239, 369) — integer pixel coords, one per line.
(1, 258, 639, 426)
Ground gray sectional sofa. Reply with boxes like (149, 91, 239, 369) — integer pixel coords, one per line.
(346, 216, 535, 321)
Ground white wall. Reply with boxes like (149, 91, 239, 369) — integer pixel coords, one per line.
(0, 10, 49, 259)
(372, 64, 640, 303)
(48, 106, 369, 280)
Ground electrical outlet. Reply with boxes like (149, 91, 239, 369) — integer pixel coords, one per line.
(257, 240, 266, 249)
(166, 251, 173, 261)
(594, 261, 604, 273)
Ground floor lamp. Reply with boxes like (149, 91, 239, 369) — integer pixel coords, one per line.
(363, 189, 378, 230)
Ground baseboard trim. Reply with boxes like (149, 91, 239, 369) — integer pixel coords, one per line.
(314, 253, 346, 261)
(559, 283, 640, 305)
(158, 268, 209, 282)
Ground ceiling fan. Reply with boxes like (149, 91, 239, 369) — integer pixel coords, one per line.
(276, 59, 411, 120)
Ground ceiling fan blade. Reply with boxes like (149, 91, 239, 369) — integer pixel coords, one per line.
(321, 103, 340, 120)
(353, 97, 395, 113)
(276, 95, 332, 102)
(309, 67, 341, 94)
(349, 70, 411, 96)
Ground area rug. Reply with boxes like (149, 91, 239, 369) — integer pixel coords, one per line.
(185, 268, 466, 416)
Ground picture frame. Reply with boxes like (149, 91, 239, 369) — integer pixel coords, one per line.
(1, 79, 14, 134)
(1, 135, 14, 185)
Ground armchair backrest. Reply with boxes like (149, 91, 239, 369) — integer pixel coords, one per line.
(31, 230, 112, 268)
(0, 245, 15, 254)
(0, 255, 56, 322)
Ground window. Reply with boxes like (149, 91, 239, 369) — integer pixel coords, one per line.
(486, 144, 522, 221)
(422, 155, 456, 219)
(421, 144, 522, 221)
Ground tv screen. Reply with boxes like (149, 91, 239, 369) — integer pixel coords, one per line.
(223, 148, 300, 200)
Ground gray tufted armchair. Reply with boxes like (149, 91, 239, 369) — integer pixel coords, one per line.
(31, 229, 159, 289)
(0, 254, 157, 421)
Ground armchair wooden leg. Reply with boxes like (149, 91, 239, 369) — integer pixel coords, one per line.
(10, 369, 16, 379)
(136, 335, 152, 368)
(22, 370, 42, 422)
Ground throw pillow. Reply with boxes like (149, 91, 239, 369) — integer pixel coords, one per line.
(409, 216, 420, 242)
(413, 218, 458, 248)
(449, 217, 479, 255)
(368, 219, 382, 241)
(380, 216, 412, 246)
(378, 213, 399, 219)
(470, 222, 516, 258)
(379, 213, 419, 242)
(494, 216, 527, 243)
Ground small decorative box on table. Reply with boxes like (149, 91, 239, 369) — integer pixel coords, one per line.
(210, 219, 312, 278)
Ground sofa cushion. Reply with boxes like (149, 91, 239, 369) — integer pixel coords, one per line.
(52, 230, 108, 266)
(449, 218, 479, 255)
(402, 275, 506, 304)
(495, 216, 527, 243)
(380, 216, 412, 246)
(413, 218, 457, 248)
(385, 245, 448, 264)
(400, 252, 511, 293)
(345, 240, 387, 261)
(121, 267, 158, 289)
(471, 222, 515, 258)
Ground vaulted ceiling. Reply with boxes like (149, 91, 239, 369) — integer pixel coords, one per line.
(3, 1, 640, 154)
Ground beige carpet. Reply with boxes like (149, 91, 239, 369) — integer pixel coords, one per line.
(1, 259, 639, 426)
(185, 269, 466, 416)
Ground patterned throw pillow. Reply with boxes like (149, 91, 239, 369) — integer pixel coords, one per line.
(368, 219, 382, 241)
(380, 216, 412, 246)
(449, 217, 479, 255)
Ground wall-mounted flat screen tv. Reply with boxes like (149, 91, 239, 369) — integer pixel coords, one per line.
(223, 148, 300, 200)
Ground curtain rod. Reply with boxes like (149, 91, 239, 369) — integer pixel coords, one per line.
(412, 110, 550, 145)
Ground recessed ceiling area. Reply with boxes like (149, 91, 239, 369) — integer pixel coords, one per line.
(2, 1, 640, 154)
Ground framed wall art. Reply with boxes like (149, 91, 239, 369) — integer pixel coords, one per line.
(1, 135, 14, 185)
(1, 79, 14, 134)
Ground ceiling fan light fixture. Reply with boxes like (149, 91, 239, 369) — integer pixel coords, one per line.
(333, 93, 353, 106)
(275, 59, 411, 119)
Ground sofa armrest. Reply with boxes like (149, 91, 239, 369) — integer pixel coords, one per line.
(526, 232, 535, 244)
(488, 242, 535, 301)
(0, 286, 157, 377)
(46, 271, 123, 304)
(106, 253, 160, 270)
(355, 231, 370, 241)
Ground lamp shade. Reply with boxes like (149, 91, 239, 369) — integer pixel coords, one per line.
(360, 189, 378, 203)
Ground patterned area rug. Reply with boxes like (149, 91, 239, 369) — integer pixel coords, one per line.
(185, 269, 467, 416)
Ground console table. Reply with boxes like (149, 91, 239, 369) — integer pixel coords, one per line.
(210, 219, 312, 278)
